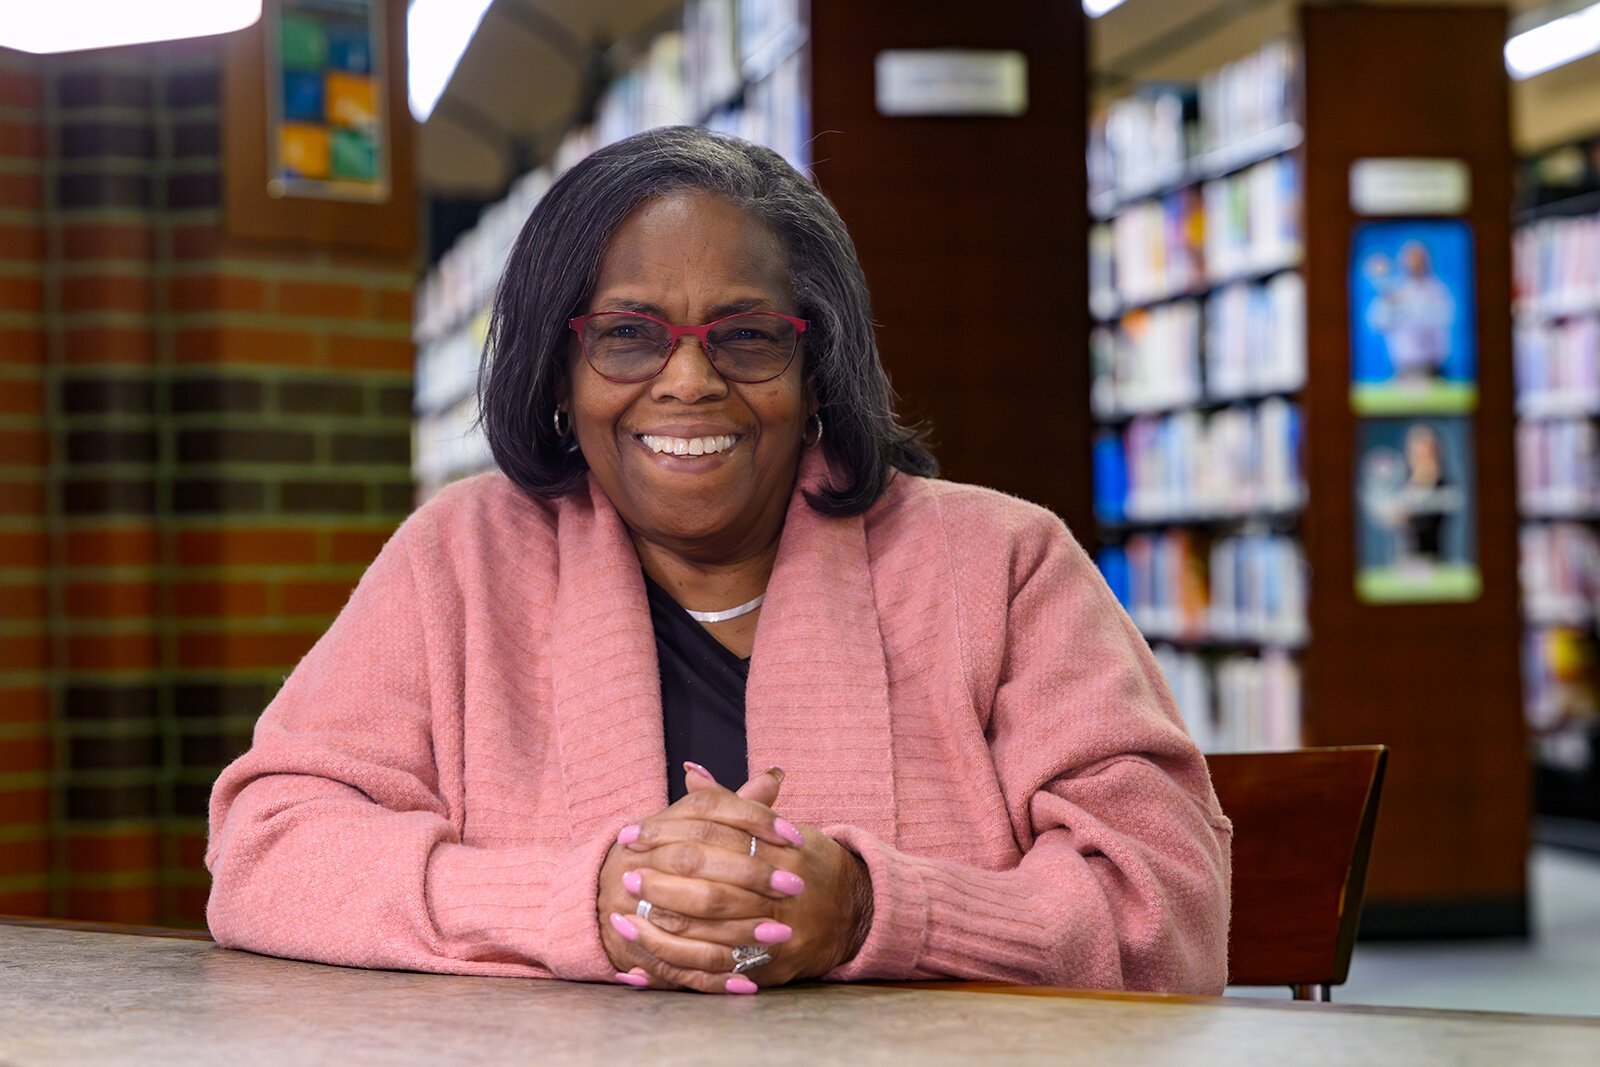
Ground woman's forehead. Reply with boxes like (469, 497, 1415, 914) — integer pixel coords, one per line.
(592, 190, 791, 300)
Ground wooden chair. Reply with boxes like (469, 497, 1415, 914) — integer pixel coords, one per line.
(1207, 745, 1388, 1001)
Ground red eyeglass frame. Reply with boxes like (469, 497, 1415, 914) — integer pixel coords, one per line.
(567, 309, 810, 384)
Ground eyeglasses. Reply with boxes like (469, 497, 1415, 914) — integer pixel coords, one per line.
(568, 310, 808, 384)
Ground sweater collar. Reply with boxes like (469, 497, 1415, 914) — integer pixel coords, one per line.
(547, 450, 898, 841)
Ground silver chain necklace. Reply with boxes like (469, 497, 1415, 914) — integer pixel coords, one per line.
(684, 593, 766, 624)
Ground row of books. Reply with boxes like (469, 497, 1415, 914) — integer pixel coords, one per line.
(1523, 626, 1600, 770)
(1089, 301, 1202, 417)
(1087, 89, 1191, 208)
(1151, 645, 1302, 754)
(1093, 400, 1304, 523)
(1521, 522, 1600, 627)
(412, 0, 808, 499)
(1087, 40, 1300, 211)
(1514, 210, 1600, 319)
(1093, 157, 1301, 312)
(1099, 189, 1203, 308)
(1089, 274, 1307, 419)
(412, 393, 493, 494)
(1195, 40, 1299, 169)
(1518, 419, 1600, 516)
(1098, 531, 1307, 646)
(1515, 315, 1600, 417)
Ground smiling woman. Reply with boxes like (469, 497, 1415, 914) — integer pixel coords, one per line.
(204, 126, 1232, 997)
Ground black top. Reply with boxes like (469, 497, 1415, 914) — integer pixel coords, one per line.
(644, 575, 751, 803)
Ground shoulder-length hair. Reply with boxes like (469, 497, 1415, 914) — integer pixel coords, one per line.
(477, 124, 936, 515)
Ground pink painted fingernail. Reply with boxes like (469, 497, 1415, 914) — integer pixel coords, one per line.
(622, 870, 642, 895)
(684, 761, 717, 784)
(609, 913, 639, 942)
(725, 976, 759, 995)
(754, 921, 793, 944)
(614, 971, 649, 987)
(616, 824, 640, 846)
(770, 870, 805, 896)
(773, 818, 804, 847)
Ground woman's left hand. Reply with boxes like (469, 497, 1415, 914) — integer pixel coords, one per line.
(612, 765, 874, 990)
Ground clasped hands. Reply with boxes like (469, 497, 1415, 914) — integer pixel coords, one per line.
(597, 762, 872, 993)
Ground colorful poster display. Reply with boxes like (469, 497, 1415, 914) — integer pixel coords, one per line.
(1349, 219, 1477, 415)
(1354, 416, 1481, 603)
(266, 0, 388, 201)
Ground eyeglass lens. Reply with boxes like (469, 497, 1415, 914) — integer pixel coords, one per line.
(579, 312, 798, 382)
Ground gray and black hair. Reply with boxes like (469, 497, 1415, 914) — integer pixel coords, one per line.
(476, 124, 936, 515)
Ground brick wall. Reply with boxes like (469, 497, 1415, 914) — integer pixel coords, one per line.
(0, 49, 49, 918)
(0, 38, 415, 926)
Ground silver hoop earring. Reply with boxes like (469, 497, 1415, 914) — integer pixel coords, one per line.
(803, 412, 823, 447)
(552, 407, 571, 439)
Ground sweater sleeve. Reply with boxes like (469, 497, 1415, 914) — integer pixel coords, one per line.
(205, 522, 617, 981)
(823, 509, 1232, 993)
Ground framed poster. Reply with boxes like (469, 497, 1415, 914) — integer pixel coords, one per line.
(265, 0, 389, 202)
(1355, 416, 1480, 603)
(1349, 219, 1476, 415)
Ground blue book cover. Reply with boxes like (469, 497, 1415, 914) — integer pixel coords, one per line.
(1093, 432, 1128, 523)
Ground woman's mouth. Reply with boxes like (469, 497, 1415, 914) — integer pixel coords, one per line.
(637, 434, 739, 457)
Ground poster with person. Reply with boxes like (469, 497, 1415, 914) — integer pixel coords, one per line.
(1349, 220, 1477, 414)
(1354, 416, 1480, 603)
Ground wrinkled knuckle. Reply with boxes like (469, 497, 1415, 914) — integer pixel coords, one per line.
(664, 844, 704, 877)
(650, 908, 688, 935)
(686, 820, 717, 844)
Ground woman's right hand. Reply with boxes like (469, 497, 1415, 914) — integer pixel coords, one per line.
(597, 766, 805, 993)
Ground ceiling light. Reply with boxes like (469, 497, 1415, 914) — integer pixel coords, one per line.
(1083, 0, 1129, 16)
(0, 0, 261, 54)
(408, 0, 493, 122)
(1506, 1, 1600, 79)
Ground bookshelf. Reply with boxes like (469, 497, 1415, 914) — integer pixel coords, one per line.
(1091, 7, 1527, 937)
(414, 1, 1089, 529)
(1514, 134, 1600, 830)
(1089, 39, 1308, 759)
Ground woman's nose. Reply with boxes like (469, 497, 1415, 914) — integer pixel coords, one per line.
(650, 335, 729, 401)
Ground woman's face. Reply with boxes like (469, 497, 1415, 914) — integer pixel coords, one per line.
(567, 189, 812, 562)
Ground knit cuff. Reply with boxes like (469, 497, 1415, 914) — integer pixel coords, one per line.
(819, 824, 929, 981)
(427, 824, 625, 980)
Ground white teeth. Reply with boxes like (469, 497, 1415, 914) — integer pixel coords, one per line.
(640, 434, 737, 456)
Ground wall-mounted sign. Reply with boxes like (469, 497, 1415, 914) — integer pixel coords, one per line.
(874, 50, 1028, 117)
(265, 0, 389, 202)
(1350, 219, 1477, 415)
(1350, 158, 1471, 216)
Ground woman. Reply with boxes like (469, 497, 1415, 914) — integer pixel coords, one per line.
(207, 126, 1231, 995)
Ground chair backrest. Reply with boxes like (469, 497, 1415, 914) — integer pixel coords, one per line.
(1206, 745, 1388, 999)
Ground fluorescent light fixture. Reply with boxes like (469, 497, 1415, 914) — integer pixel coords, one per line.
(408, 0, 493, 122)
(0, 0, 261, 54)
(1506, 1, 1600, 79)
(1083, 0, 1129, 16)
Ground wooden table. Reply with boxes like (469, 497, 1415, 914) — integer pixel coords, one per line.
(3, 920, 1598, 1065)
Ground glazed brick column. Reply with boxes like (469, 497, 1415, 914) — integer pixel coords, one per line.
(163, 44, 417, 924)
(0, 49, 50, 917)
(31, 38, 416, 927)
(47, 56, 169, 923)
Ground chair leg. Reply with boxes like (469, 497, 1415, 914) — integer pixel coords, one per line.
(1290, 984, 1333, 1002)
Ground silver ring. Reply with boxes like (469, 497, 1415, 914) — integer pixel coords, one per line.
(635, 899, 652, 921)
(732, 944, 773, 974)
(748, 835, 758, 857)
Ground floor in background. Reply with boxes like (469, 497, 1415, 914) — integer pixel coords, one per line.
(1228, 846, 1600, 1017)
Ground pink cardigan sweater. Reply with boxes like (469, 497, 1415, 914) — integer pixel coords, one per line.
(206, 456, 1232, 992)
